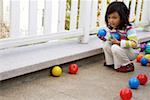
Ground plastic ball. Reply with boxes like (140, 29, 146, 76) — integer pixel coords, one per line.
(98, 28, 106, 37)
(51, 66, 62, 77)
(140, 43, 146, 52)
(108, 35, 112, 40)
(131, 42, 137, 48)
(145, 46, 150, 54)
(120, 87, 132, 100)
(147, 42, 150, 45)
(69, 64, 78, 74)
(144, 54, 150, 63)
(136, 53, 144, 62)
(111, 32, 121, 41)
(146, 44, 150, 47)
(144, 54, 150, 59)
(128, 77, 140, 89)
(140, 57, 148, 66)
(137, 74, 148, 85)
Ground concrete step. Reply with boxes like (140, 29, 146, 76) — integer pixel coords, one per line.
(0, 37, 103, 81)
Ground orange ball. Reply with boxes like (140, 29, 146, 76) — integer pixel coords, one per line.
(136, 53, 144, 62)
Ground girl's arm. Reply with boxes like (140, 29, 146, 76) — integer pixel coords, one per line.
(120, 28, 138, 48)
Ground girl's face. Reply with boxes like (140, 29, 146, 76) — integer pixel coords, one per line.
(108, 12, 121, 29)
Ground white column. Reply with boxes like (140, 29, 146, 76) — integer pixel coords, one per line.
(135, 0, 142, 23)
(28, 0, 37, 36)
(129, 0, 136, 22)
(141, 0, 148, 23)
(90, 0, 98, 30)
(99, 0, 107, 26)
(70, 0, 78, 30)
(51, 0, 59, 33)
(123, 0, 130, 8)
(44, 0, 52, 34)
(142, 0, 150, 31)
(110, 0, 116, 3)
(147, 1, 150, 22)
(79, 0, 92, 43)
(10, 0, 21, 37)
(134, 0, 150, 27)
(58, 0, 66, 32)
(0, 0, 3, 22)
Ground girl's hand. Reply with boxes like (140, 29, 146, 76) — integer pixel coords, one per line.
(100, 37, 106, 41)
(97, 34, 106, 41)
(111, 39, 120, 45)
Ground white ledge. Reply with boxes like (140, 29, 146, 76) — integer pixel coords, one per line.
(0, 30, 150, 81)
(0, 37, 103, 81)
(137, 30, 150, 43)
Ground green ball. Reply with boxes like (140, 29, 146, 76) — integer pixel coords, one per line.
(145, 47, 150, 54)
(147, 42, 150, 45)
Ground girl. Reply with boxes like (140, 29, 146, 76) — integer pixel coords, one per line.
(98, 2, 139, 72)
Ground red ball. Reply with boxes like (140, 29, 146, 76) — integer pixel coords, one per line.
(69, 64, 78, 74)
(137, 74, 148, 85)
(120, 87, 132, 100)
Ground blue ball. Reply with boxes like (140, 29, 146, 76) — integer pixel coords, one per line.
(98, 28, 106, 37)
(128, 77, 140, 89)
(111, 32, 121, 41)
(140, 57, 148, 66)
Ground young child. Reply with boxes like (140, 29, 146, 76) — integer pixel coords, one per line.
(98, 2, 139, 72)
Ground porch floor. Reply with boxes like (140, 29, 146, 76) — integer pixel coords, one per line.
(0, 54, 150, 100)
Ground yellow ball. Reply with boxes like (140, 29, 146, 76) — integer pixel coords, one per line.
(144, 54, 150, 59)
(131, 42, 136, 48)
(51, 66, 62, 77)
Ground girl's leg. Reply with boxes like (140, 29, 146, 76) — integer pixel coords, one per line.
(103, 41, 114, 65)
(111, 44, 137, 72)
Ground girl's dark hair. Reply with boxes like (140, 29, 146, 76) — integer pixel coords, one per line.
(105, 2, 131, 30)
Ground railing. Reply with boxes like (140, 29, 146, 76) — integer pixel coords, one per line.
(0, 0, 149, 50)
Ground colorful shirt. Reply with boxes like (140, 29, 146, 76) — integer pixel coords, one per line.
(106, 26, 140, 60)
(107, 26, 138, 49)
